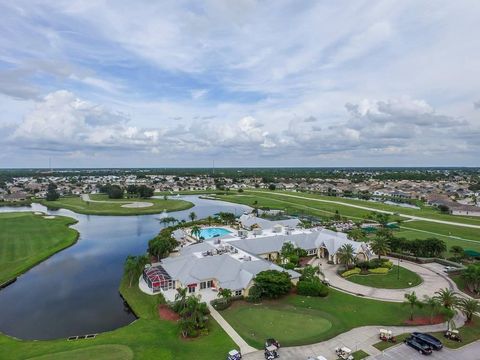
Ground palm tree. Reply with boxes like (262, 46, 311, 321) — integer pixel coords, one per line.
(207, 216, 213, 226)
(434, 288, 459, 309)
(423, 295, 440, 324)
(191, 225, 201, 240)
(403, 291, 422, 320)
(337, 244, 355, 270)
(458, 298, 479, 323)
(218, 288, 233, 304)
(450, 245, 464, 261)
(174, 287, 188, 313)
(188, 211, 197, 222)
(370, 236, 391, 260)
(124, 256, 137, 288)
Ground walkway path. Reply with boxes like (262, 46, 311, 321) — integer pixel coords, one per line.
(207, 303, 257, 355)
(248, 191, 480, 229)
(243, 314, 465, 360)
(315, 257, 453, 302)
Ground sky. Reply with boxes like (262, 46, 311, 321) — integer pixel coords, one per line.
(0, 0, 479, 168)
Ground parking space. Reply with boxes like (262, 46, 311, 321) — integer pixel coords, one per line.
(369, 341, 480, 360)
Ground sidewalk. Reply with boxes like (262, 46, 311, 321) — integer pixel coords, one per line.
(207, 303, 258, 355)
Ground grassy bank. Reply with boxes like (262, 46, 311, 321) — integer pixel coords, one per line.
(221, 289, 432, 349)
(37, 195, 193, 216)
(0, 212, 79, 285)
(345, 265, 422, 289)
(0, 276, 236, 360)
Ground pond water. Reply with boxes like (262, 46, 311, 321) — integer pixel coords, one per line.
(0, 196, 250, 340)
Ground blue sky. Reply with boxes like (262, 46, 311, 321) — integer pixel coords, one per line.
(0, 0, 479, 167)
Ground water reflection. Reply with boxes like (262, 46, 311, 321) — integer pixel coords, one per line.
(0, 196, 250, 340)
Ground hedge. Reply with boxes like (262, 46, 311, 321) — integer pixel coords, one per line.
(296, 279, 329, 297)
(368, 267, 389, 274)
(341, 268, 361, 277)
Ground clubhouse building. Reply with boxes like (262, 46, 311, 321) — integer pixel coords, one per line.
(140, 214, 372, 300)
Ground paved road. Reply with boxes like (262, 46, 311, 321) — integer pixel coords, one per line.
(248, 191, 480, 229)
(315, 257, 453, 302)
(369, 340, 480, 360)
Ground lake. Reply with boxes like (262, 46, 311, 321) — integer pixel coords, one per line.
(0, 195, 250, 340)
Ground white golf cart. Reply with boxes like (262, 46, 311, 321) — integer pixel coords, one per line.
(334, 346, 354, 360)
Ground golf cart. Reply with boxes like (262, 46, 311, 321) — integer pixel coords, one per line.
(265, 338, 281, 349)
(307, 356, 327, 360)
(334, 346, 354, 360)
(444, 329, 461, 342)
(227, 349, 242, 360)
(264, 345, 279, 359)
(379, 328, 396, 343)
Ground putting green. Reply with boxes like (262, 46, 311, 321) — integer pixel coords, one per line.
(27, 345, 133, 360)
(223, 303, 332, 346)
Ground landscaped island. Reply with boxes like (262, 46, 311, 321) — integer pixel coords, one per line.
(37, 194, 193, 216)
(0, 212, 79, 285)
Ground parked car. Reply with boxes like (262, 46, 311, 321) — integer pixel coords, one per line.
(227, 349, 242, 360)
(443, 266, 456, 272)
(411, 332, 443, 350)
(404, 336, 432, 355)
(265, 338, 281, 349)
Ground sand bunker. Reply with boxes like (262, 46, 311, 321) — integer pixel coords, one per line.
(43, 215, 56, 219)
(121, 202, 154, 208)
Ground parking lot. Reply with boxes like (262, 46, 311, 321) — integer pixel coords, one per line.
(369, 341, 480, 360)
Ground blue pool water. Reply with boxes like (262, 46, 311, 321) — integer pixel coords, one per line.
(198, 227, 232, 239)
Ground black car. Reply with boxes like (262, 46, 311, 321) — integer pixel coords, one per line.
(411, 332, 443, 350)
(404, 337, 432, 355)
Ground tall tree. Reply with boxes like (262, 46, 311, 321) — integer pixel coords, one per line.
(458, 298, 479, 323)
(434, 288, 459, 309)
(403, 291, 422, 320)
(370, 236, 391, 260)
(188, 211, 197, 222)
(337, 244, 355, 270)
(191, 225, 201, 240)
(423, 295, 440, 324)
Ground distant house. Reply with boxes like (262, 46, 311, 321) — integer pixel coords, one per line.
(2, 192, 28, 202)
(238, 214, 300, 231)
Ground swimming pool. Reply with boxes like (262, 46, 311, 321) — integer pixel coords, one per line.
(198, 227, 232, 239)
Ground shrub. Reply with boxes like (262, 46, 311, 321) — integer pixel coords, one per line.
(341, 267, 361, 277)
(210, 298, 231, 311)
(282, 262, 296, 270)
(383, 260, 393, 269)
(369, 267, 389, 274)
(297, 279, 329, 297)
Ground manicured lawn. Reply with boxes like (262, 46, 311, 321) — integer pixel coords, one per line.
(27, 344, 134, 360)
(373, 333, 409, 351)
(38, 195, 193, 216)
(221, 289, 432, 349)
(428, 316, 480, 349)
(351, 349, 369, 359)
(0, 212, 78, 285)
(0, 276, 236, 360)
(345, 265, 422, 289)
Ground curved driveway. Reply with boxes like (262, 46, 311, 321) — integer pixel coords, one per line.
(316, 257, 453, 302)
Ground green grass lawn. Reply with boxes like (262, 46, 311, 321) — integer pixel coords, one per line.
(221, 289, 432, 349)
(345, 265, 422, 289)
(254, 190, 480, 225)
(428, 316, 480, 349)
(0, 212, 78, 285)
(372, 333, 409, 351)
(217, 191, 480, 254)
(351, 349, 369, 359)
(38, 195, 193, 216)
(0, 276, 236, 360)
